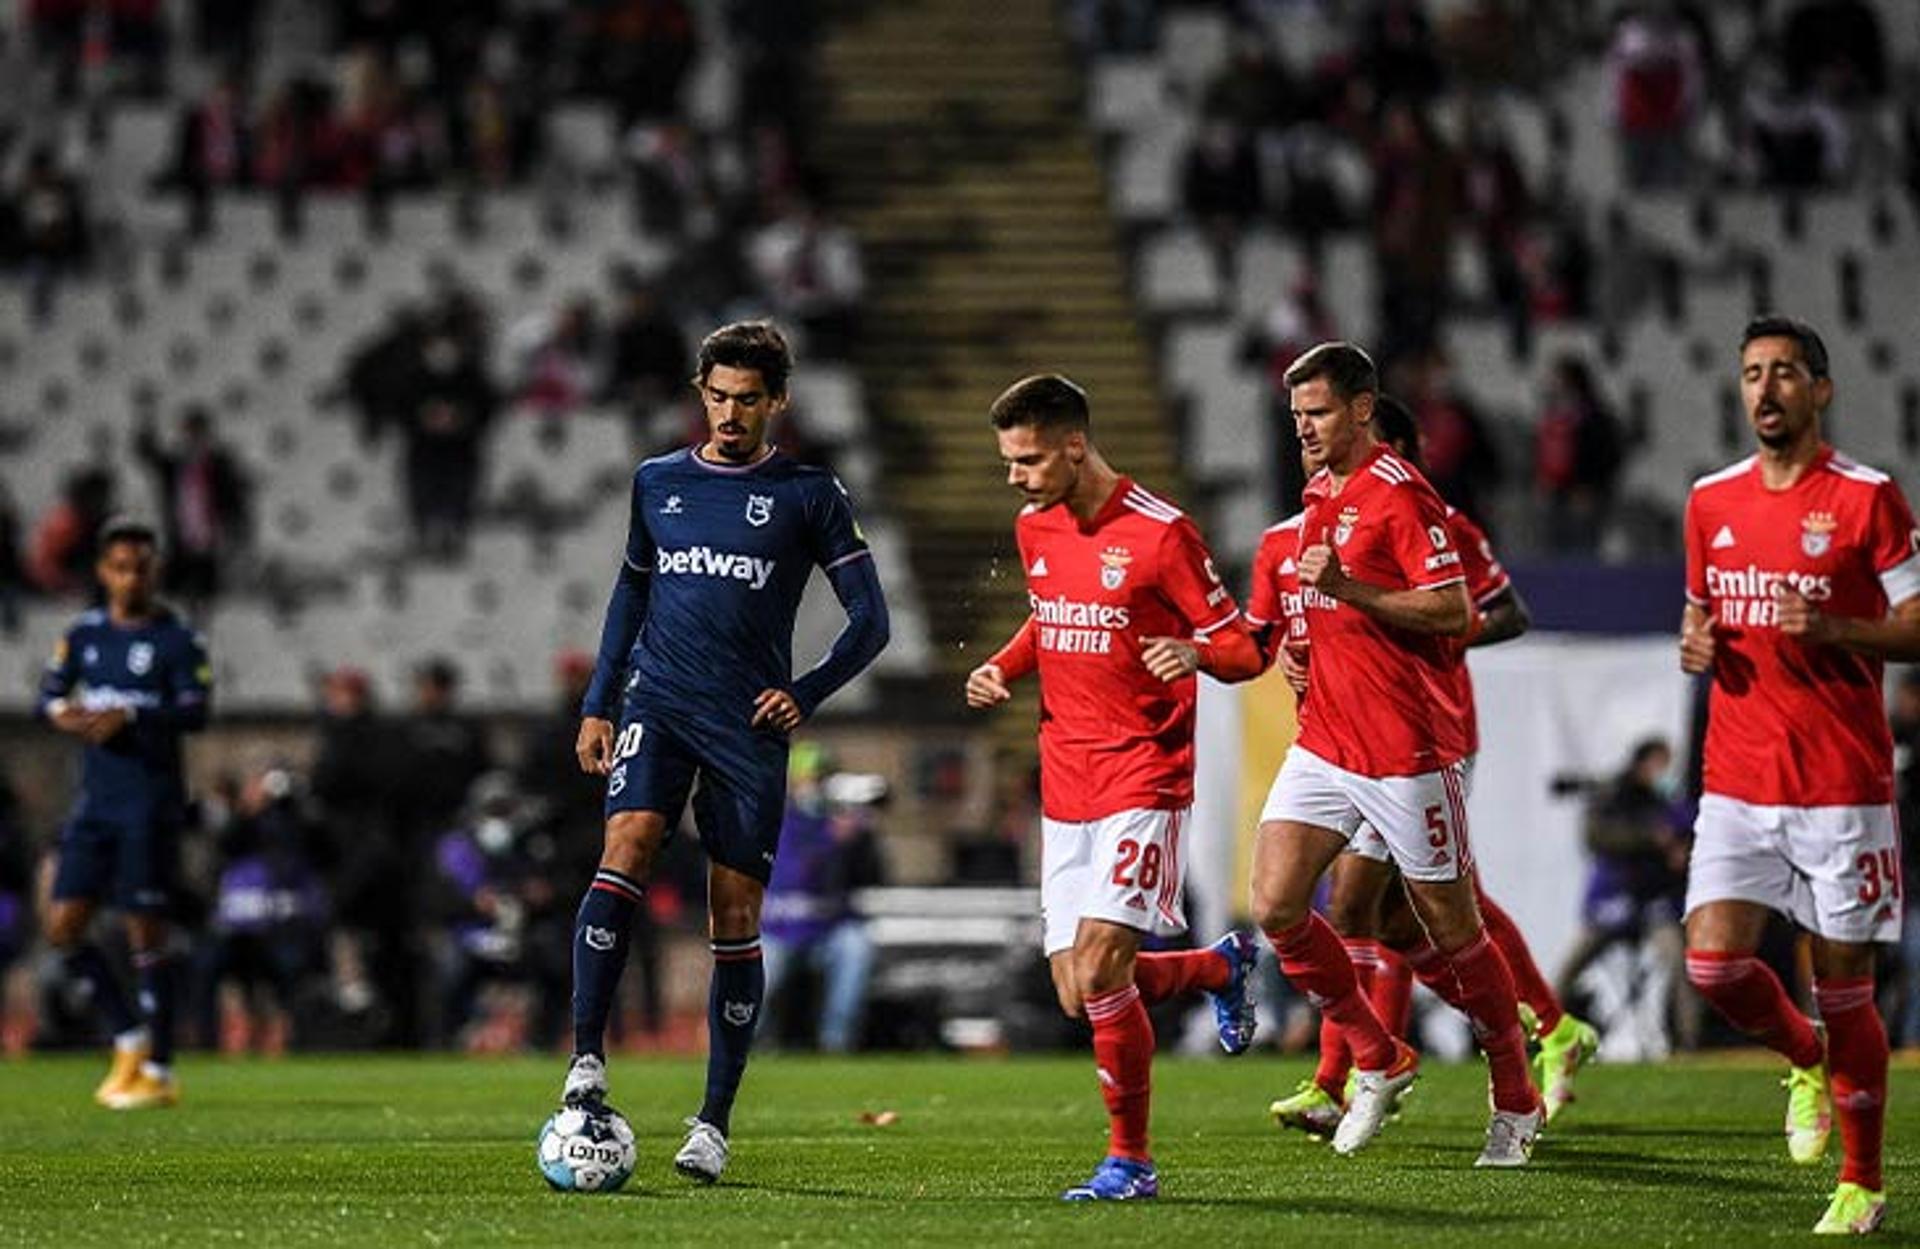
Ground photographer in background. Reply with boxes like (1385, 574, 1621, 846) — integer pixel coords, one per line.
(1556, 738, 1694, 1053)
(761, 745, 886, 1052)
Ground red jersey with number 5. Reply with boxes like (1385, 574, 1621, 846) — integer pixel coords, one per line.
(1292, 446, 1472, 777)
(1685, 446, 1920, 806)
(1011, 478, 1246, 822)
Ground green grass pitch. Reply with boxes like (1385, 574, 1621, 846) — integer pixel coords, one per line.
(0, 1054, 1910, 1246)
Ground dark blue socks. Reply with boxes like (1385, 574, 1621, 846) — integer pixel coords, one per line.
(699, 936, 765, 1136)
(62, 944, 136, 1037)
(571, 869, 644, 1058)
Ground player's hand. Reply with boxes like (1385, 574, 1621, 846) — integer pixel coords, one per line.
(47, 701, 93, 736)
(752, 688, 804, 734)
(965, 662, 1011, 708)
(1140, 636, 1199, 682)
(1279, 642, 1310, 696)
(1679, 613, 1717, 674)
(80, 707, 132, 744)
(1297, 542, 1347, 598)
(576, 717, 615, 776)
(1773, 583, 1831, 643)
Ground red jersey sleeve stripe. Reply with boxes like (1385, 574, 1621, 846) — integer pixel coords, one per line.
(1412, 573, 1467, 592)
(1193, 608, 1242, 638)
(1472, 575, 1512, 607)
(1883, 553, 1920, 605)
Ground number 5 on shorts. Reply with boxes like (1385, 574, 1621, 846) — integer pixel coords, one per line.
(1424, 804, 1449, 849)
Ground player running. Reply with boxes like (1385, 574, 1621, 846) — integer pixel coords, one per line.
(38, 518, 212, 1109)
(1249, 343, 1543, 1166)
(1264, 396, 1598, 1137)
(965, 374, 1264, 1202)
(560, 321, 889, 1183)
(1679, 316, 1920, 1236)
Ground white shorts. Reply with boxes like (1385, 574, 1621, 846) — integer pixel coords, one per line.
(1260, 745, 1473, 883)
(1041, 808, 1190, 956)
(1685, 794, 1903, 944)
(1350, 756, 1479, 863)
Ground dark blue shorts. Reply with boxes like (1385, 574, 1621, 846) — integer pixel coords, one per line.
(52, 815, 179, 913)
(604, 708, 789, 884)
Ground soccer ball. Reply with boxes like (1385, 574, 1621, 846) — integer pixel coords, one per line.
(536, 1106, 637, 1193)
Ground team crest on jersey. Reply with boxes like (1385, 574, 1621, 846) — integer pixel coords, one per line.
(661, 494, 683, 514)
(1335, 506, 1360, 546)
(745, 494, 774, 526)
(127, 642, 154, 675)
(1099, 546, 1132, 591)
(1801, 511, 1837, 558)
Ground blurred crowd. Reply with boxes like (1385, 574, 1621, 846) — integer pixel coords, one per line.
(0, 653, 895, 1055)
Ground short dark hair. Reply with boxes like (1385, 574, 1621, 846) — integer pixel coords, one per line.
(697, 320, 793, 396)
(1282, 341, 1379, 401)
(97, 516, 159, 552)
(1740, 316, 1829, 379)
(1371, 393, 1420, 464)
(989, 374, 1090, 432)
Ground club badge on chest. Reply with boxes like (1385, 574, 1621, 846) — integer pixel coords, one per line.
(1100, 546, 1132, 591)
(1801, 511, 1835, 558)
(1335, 506, 1360, 547)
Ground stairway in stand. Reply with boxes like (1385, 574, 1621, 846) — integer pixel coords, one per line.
(817, 0, 1177, 747)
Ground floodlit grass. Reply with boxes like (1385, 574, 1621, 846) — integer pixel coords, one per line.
(0, 1053, 1910, 1245)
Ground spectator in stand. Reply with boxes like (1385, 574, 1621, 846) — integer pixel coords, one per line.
(309, 666, 403, 1039)
(1607, 4, 1704, 189)
(134, 404, 253, 607)
(1371, 100, 1456, 363)
(193, 766, 329, 1052)
(1357, 0, 1445, 105)
(13, 144, 90, 321)
(194, 0, 264, 66)
(26, 467, 115, 598)
(588, 0, 699, 128)
(1201, 33, 1294, 135)
(603, 271, 691, 447)
(731, 0, 819, 125)
(1181, 118, 1263, 276)
(1740, 55, 1851, 189)
(1458, 107, 1533, 354)
(1241, 272, 1336, 515)
(0, 480, 24, 635)
(430, 771, 568, 1049)
(508, 297, 602, 426)
(1782, 0, 1885, 104)
(1399, 347, 1501, 528)
(166, 69, 253, 238)
(396, 658, 494, 859)
(1555, 738, 1693, 1053)
(746, 193, 866, 361)
(1533, 356, 1625, 555)
(1270, 122, 1349, 261)
(397, 302, 498, 560)
(762, 746, 887, 1053)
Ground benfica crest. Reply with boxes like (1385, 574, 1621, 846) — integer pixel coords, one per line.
(1801, 511, 1836, 558)
(1334, 506, 1361, 547)
(1099, 546, 1133, 590)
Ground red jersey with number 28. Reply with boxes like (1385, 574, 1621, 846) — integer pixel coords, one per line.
(1685, 446, 1920, 806)
(1250, 497, 1502, 758)
(1004, 478, 1246, 822)
(1292, 445, 1471, 777)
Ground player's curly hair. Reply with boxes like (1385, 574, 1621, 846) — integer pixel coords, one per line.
(1283, 341, 1378, 401)
(97, 515, 160, 552)
(697, 321, 793, 396)
(988, 374, 1090, 432)
(1740, 315, 1829, 379)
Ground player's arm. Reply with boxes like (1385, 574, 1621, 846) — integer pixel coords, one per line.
(579, 477, 655, 773)
(1469, 583, 1531, 648)
(131, 628, 213, 735)
(1242, 529, 1288, 670)
(967, 615, 1036, 709)
(1679, 489, 1716, 673)
(1298, 534, 1471, 636)
(787, 551, 891, 719)
(36, 629, 91, 736)
(1140, 518, 1264, 684)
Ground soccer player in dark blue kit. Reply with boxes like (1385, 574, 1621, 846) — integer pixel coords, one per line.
(38, 519, 211, 1109)
(560, 321, 889, 1182)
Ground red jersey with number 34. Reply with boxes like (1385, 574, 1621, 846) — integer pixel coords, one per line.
(1290, 446, 1472, 777)
(1009, 478, 1245, 822)
(1250, 493, 1504, 758)
(1685, 446, 1920, 806)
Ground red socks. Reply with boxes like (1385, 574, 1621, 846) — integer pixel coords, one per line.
(1371, 946, 1415, 1037)
(1086, 984, 1154, 1161)
(1266, 915, 1396, 1070)
(1134, 947, 1229, 1004)
(1477, 891, 1562, 1036)
(1310, 939, 1380, 1097)
(1445, 931, 1539, 1114)
(1403, 937, 1471, 1015)
(1817, 977, 1887, 1192)
(1684, 951, 1824, 1068)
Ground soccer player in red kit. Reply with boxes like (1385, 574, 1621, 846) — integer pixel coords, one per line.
(1248, 343, 1543, 1166)
(1263, 397, 1599, 1136)
(1680, 317, 1920, 1236)
(964, 374, 1265, 1201)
